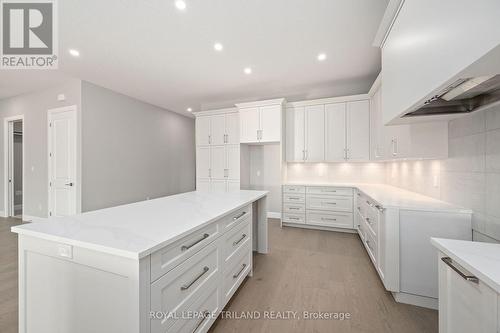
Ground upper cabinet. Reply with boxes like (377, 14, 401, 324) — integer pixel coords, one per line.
(380, 0, 500, 124)
(195, 110, 239, 146)
(236, 99, 284, 144)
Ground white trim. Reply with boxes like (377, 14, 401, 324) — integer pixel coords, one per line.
(22, 214, 46, 223)
(282, 222, 357, 234)
(267, 211, 281, 219)
(14, 204, 22, 210)
(392, 292, 438, 310)
(368, 72, 382, 97)
(47, 105, 81, 217)
(235, 98, 286, 109)
(194, 107, 238, 117)
(285, 94, 369, 108)
(3, 115, 24, 218)
(372, 0, 405, 48)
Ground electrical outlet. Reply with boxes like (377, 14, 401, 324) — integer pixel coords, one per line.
(433, 175, 440, 188)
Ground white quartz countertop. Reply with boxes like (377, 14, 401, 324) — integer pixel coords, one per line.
(431, 238, 500, 294)
(12, 190, 268, 259)
(284, 182, 472, 213)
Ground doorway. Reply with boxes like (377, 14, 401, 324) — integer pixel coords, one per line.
(3, 116, 24, 219)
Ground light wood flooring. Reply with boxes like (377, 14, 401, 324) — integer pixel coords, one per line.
(0, 218, 437, 333)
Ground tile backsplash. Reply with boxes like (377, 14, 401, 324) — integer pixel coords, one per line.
(286, 162, 386, 184)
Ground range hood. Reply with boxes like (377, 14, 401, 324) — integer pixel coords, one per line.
(403, 75, 500, 117)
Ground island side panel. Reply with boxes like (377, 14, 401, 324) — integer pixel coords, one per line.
(256, 196, 268, 254)
(18, 235, 143, 333)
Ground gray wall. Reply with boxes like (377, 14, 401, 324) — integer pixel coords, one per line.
(81, 82, 195, 211)
(0, 79, 82, 217)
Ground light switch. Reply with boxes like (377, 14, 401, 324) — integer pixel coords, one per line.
(57, 94, 66, 101)
(58, 244, 73, 259)
(433, 175, 440, 188)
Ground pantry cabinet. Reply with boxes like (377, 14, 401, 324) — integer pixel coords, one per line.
(237, 99, 284, 144)
(195, 111, 240, 146)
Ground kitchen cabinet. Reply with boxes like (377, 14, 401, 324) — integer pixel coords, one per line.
(285, 106, 305, 161)
(237, 99, 284, 144)
(195, 111, 239, 146)
(305, 105, 325, 162)
(346, 100, 370, 161)
(325, 103, 346, 161)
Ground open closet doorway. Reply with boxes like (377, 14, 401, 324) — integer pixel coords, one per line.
(3, 116, 24, 219)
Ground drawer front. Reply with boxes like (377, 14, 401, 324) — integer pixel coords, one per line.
(223, 218, 251, 263)
(306, 186, 353, 196)
(283, 185, 305, 194)
(306, 195, 353, 212)
(283, 193, 305, 204)
(283, 203, 305, 214)
(282, 213, 305, 224)
(222, 204, 252, 231)
(364, 230, 377, 265)
(151, 222, 220, 281)
(164, 282, 219, 333)
(150, 242, 219, 332)
(364, 206, 378, 237)
(306, 210, 353, 229)
(223, 242, 252, 303)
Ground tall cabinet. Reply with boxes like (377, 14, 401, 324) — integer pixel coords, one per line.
(195, 109, 240, 192)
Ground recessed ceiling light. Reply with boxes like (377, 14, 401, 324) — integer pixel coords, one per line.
(175, 0, 186, 11)
(69, 49, 80, 57)
(213, 42, 223, 51)
(317, 53, 327, 61)
(187, 107, 192, 112)
(244, 67, 252, 75)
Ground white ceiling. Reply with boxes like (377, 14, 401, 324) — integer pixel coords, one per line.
(0, 0, 388, 116)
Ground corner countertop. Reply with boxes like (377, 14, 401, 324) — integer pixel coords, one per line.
(431, 238, 500, 294)
(284, 182, 472, 214)
(11, 190, 268, 259)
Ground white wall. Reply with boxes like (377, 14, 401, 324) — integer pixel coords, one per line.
(386, 105, 500, 243)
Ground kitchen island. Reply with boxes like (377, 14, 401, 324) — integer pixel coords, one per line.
(12, 190, 268, 333)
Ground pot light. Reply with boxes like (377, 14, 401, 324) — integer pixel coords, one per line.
(244, 67, 252, 75)
(175, 0, 186, 11)
(317, 53, 327, 61)
(68, 49, 80, 57)
(187, 107, 192, 112)
(213, 43, 223, 51)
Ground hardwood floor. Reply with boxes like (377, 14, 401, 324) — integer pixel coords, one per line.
(0, 217, 437, 333)
(210, 219, 438, 333)
(0, 217, 21, 333)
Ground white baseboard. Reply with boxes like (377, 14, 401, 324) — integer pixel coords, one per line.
(267, 211, 281, 219)
(392, 292, 438, 310)
(22, 215, 47, 223)
(282, 222, 357, 234)
(0, 210, 5, 218)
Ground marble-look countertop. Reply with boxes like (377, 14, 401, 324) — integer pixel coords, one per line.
(432, 238, 500, 294)
(284, 182, 472, 214)
(12, 190, 268, 259)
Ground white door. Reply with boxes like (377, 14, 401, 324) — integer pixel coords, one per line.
(210, 179, 226, 192)
(48, 107, 77, 217)
(226, 180, 240, 192)
(196, 146, 211, 179)
(196, 116, 211, 146)
(210, 114, 226, 145)
(196, 179, 211, 191)
(370, 86, 383, 160)
(239, 107, 260, 143)
(305, 105, 325, 162)
(210, 146, 226, 179)
(260, 105, 281, 142)
(225, 145, 240, 180)
(347, 100, 370, 161)
(224, 113, 239, 144)
(325, 103, 346, 161)
(285, 107, 305, 162)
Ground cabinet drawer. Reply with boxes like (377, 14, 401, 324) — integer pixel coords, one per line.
(150, 242, 219, 332)
(306, 210, 353, 229)
(306, 186, 353, 196)
(283, 185, 305, 194)
(223, 218, 251, 263)
(283, 193, 305, 204)
(282, 213, 305, 224)
(283, 203, 305, 214)
(364, 230, 377, 266)
(222, 204, 252, 231)
(151, 222, 220, 281)
(223, 242, 252, 303)
(364, 205, 378, 237)
(306, 195, 353, 212)
(165, 282, 219, 333)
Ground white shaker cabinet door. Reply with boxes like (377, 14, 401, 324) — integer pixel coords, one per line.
(239, 107, 260, 143)
(226, 180, 240, 192)
(305, 105, 325, 162)
(210, 114, 226, 146)
(225, 113, 239, 144)
(196, 179, 211, 191)
(346, 100, 370, 161)
(226, 145, 240, 180)
(196, 116, 211, 146)
(325, 103, 346, 161)
(196, 146, 210, 179)
(260, 105, 281, 142)
(210, 146, 226, 179)
(210, 179, 227, 192)
(285, 107, 305, 162)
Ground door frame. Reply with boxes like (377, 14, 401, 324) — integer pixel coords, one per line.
(3, 115, 25, 218)
(47, 105, 81, 217)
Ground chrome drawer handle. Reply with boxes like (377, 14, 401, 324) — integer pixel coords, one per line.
(375, 204, 385, 212)
(233, 234, 247, 246)
(233, 263, 247, 279)
(321, 217, 337, 221)
(288, 197, 300, 200)
(289, 207, 300, 210)
(441, 257, 478, 283)
(181, 233, 209, 251)
(289, 217, 300, 220)
(192, 310, 210, 333)
(321, 189, 336, 192)
(366, 200, 373, 207)
(365, 217, 372, 225)
(180, 266, 210, 290)
(366, 239, 374, 252)
(233, 211, 247, 220)
(325, 202, 337, 205)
